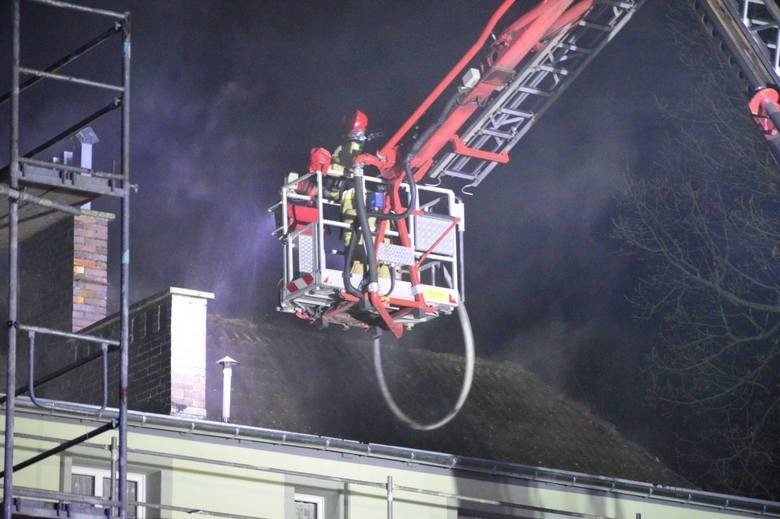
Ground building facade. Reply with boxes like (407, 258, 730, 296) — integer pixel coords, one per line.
(4, 404, 779, 519)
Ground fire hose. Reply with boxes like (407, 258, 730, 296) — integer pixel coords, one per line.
(372, 267, 475, 431)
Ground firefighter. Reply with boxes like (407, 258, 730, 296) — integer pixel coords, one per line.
(335, 111, 393, 279)
(293, 110, 369, 199)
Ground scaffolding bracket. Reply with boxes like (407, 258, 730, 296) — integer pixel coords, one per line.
(0, 184, 116, 220)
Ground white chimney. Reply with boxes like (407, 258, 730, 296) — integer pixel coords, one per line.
(74, 126, 99, 170)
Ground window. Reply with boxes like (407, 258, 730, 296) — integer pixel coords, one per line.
(294, 492, 324, 519)
(71, 466, 146, 518)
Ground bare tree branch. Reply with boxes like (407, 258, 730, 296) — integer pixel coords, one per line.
(613, 2, 780, 500)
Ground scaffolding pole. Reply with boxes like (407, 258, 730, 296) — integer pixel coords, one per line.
(118, 13, 132, 519)
(3, 2, 21, 518)
(2, 1, 131, 517)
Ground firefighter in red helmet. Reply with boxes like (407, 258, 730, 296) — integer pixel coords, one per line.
(292, 109, 370, 197)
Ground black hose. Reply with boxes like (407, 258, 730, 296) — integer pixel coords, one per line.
(354, 176, 379, 288)
(342, 220, 363, 298)
(382, 268, 396, 297)
(345, 92, 460, 304)
(370, 153, 417, 223)
(371, 92, 459, 223)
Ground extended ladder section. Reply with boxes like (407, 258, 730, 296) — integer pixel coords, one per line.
(696, 0, 780, 161)
(701, 0, 780, 86)
(427, 0, 644, 192)
(2, 0, 133, 517)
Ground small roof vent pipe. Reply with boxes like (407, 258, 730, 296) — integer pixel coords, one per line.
(217, 356, 239, 423)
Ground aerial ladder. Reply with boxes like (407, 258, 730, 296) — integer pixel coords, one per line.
(271, 0, 780, 428)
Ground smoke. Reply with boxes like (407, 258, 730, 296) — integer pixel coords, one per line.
(0, 0, 688, 397)
(95, 0, 517, 318)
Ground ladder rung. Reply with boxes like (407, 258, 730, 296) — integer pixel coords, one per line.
(556, 42, 593, 54)
(499, 107, 535, 118)
(517, 85, 552, 97)
(595, 0, 635, 7)
(578, 20, 613, 32)
(535, 64, 570, 76)
(479, 128, 514, 139)
(441, 169, 477, 181)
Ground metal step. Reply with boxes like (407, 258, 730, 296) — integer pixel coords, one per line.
(427, 0, 645, 192)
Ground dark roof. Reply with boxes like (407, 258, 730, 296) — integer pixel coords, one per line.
(205, 314, 687, 487)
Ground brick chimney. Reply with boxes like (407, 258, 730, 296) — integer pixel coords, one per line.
(72, 214, 108, 331)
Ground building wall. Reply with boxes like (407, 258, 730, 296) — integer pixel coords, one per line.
(14, 217, 76, 393)
(7, 215, 109, 397)
(19, 217, 74, 334)
(64, 297, 171, 413)
(33, 288, 211, 416)
(18, 214, 108, 334)
(2, 413, 771, 519)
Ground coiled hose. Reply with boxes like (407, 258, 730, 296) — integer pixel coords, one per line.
(373, 267, 474, 430)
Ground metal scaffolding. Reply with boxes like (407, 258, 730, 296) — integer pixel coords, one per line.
(2, 0, 132, 517)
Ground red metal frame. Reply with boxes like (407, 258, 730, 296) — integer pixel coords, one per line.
(378, 0, 518, 161)
(293, 1, 599, 337)
(355, 0, 594, 183)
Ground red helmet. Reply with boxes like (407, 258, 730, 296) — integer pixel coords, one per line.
(343, 110, 368, 139)
(308, 147, 332, 174)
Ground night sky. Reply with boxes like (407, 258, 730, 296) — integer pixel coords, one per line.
(0, 0, 765, 490)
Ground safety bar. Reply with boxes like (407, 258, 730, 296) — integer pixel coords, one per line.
(0, 345, 116, 405)
(0, 26, 121, 106)
(17, 324, 120, 346)
(19, 323, 116, 415)
(27, 0, 128, 19)
(26, 331, 109, 414)
(19, 67, 124, 92)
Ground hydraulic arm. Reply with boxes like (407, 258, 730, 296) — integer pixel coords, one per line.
(270, 0, 780, 429)
(273, 0, 644, 338)
(273, 0, 779, 340)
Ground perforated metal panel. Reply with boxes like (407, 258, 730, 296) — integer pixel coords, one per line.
(298, 234, 315, 273)
(377, 243, 415, 266)
(414, 215, 456, 256)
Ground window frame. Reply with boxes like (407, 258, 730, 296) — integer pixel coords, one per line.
(294, 492, 325, 519)
(70, 465, 146, 519)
